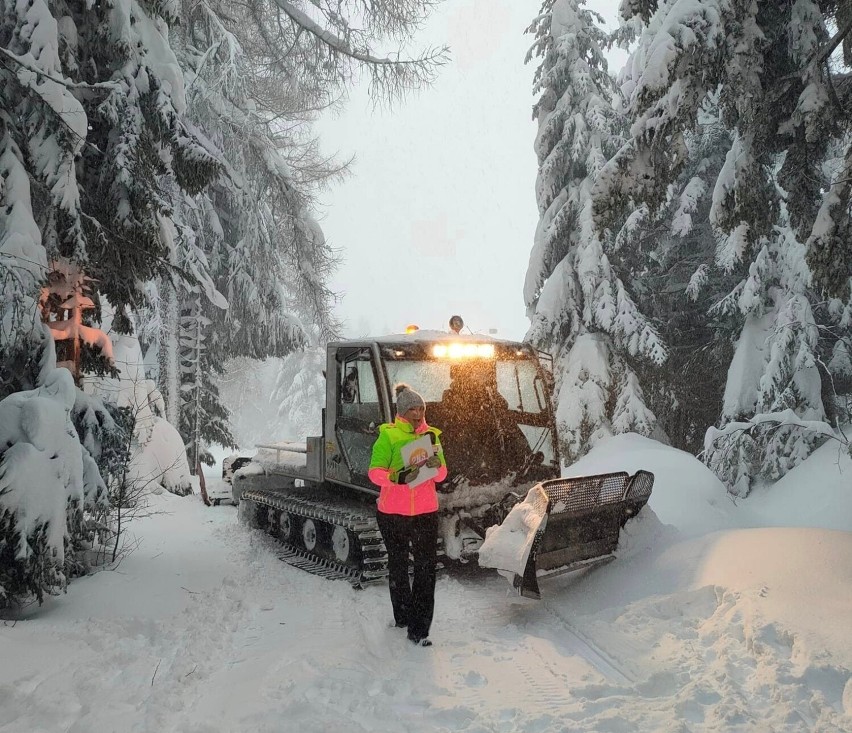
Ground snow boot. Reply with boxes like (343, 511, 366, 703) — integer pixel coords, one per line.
(407, 633, 432, 647)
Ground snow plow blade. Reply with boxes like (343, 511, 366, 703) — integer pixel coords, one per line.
(479, 471, 654, 600)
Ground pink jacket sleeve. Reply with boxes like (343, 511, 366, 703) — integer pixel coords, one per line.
(368, 467, 394, 488)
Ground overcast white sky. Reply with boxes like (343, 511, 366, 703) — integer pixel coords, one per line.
(316, 0, 621, 341)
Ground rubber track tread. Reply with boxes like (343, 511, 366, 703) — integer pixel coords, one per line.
(243, 487, 388, 588)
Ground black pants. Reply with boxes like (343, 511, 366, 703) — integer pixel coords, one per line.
(376, 511, 438, 640)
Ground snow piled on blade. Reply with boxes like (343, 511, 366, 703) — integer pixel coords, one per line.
(477, 483, 548, 579)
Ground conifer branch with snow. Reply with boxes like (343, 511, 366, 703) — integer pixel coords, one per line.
(524, 0, 666, 463)
(602, 0, 852, 493)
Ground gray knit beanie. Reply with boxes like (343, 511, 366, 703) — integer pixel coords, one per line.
(394, 383, 425, 415)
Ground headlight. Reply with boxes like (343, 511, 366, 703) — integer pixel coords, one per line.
(432, 343, 495, 359)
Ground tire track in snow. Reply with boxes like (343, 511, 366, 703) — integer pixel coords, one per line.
(543, 603, 635, 688)
(421, 577, 578, 720)
(512, 647, 575, 709)
(439, 568, 636, 694)
(424, 576, 626, 725)
(440, 642, 573, 720)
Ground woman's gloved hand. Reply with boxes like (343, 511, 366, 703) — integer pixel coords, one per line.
(402, 466, 420, 484)
(424, 455, 441, 469)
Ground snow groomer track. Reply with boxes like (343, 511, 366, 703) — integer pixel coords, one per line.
(242, 487, 389, 588)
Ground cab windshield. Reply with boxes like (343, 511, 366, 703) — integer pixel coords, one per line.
(383, 358, 545, 414)
(382, 351, 558, 485)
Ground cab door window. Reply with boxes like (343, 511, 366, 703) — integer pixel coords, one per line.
(336, 353, 382, 484)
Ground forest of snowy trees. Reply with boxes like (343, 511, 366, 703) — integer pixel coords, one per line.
(1, 0, 851, 609)
(525, 0, 852, 496)
(0, 0, 445, 607)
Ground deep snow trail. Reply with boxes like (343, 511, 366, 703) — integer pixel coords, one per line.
(1, 481, 851, 733)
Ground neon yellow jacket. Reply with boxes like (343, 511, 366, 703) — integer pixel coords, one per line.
(368, 416, 447, 515)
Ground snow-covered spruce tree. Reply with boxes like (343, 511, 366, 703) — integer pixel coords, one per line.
(615, 95, 741, 454)
(179, 294, 234, 469)
(0, 108, 106, 605)
(1, 0, 222, 603)
(702, 218, 831, 495)
(172, 0, 444, 352)
(149, 206, 234, 474)
(151, 1, 330, 457)
(0, 129, 52, 399)
(596, 0, 852, 493)
(68, 0, 223, 438)
(0, 0, 87, 399)
(67, 391, 127, 574)
(273, 343, 327, 440)
(2, 0, 226, 380)
(1, 0, 223, 334)
(524, 0, 666, 464)
(156, 0, 446, 449)
(70, 2, 223, 331)
(0, 368, 109, 607)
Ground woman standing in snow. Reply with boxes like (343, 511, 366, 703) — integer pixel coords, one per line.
(368, 383, 447, 647)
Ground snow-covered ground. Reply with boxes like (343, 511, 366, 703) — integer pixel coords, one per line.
(1, 434, 851, 733)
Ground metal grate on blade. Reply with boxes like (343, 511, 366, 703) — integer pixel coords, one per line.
(625, 470, 654, 501)
(539, 472, 630, 514)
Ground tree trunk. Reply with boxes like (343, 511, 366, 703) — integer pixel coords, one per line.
(197, 459, 211, 506)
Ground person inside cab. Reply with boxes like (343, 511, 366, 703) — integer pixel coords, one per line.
(438, 364, 529, 485)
